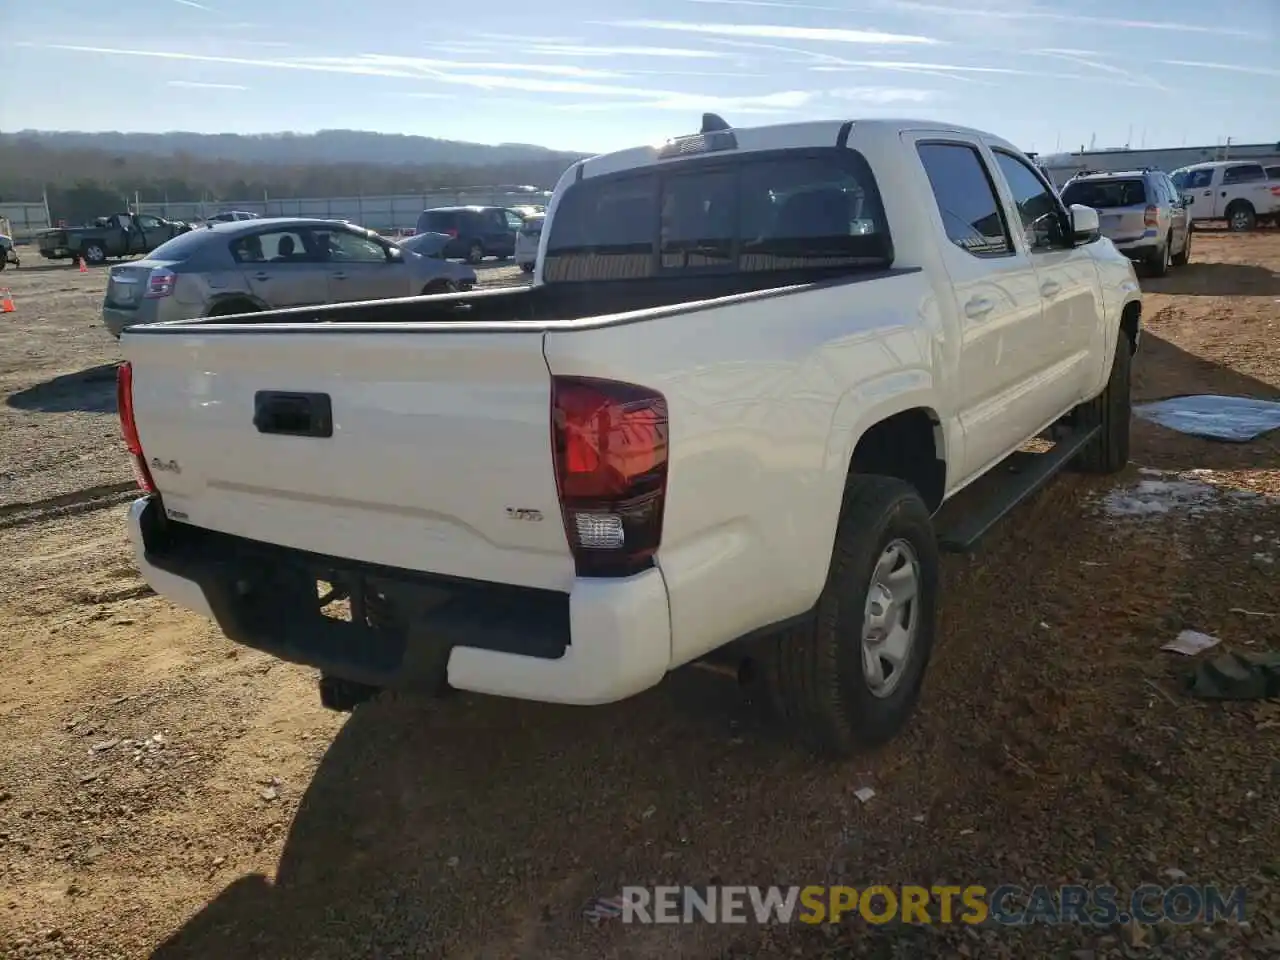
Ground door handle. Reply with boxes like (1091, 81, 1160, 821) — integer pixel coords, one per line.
(1040, 281, 1061, 298)
(252, 271, 270, 281)
(253, 391, 333, 438)
(964, 296, 994, 319)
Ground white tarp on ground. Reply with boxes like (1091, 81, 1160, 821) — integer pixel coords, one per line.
(1135, 395, 1280, 442)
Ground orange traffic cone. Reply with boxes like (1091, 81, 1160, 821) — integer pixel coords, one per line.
(79, 257, 88, 274)
(0, 288, 14, 313)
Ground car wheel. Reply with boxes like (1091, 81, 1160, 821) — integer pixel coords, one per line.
(82, 243, 107, 265)
(1071, 333, 1132, 475)
(1146, 238, 1171, 278)
(1171, 228, 1191, 267)
(763, 476, 939, 757)
(1227, 202, 1256, 232)
(467, 242, 484, 264)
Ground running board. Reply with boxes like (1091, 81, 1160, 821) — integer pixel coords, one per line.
(934, 426, 1100, 553)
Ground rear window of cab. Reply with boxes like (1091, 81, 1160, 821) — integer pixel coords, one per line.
(542, 148, 891, 282)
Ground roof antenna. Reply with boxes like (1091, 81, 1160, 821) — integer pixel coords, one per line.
(701, 112, 731, 133)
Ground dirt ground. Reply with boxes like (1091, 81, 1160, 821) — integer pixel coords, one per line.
(0, 235, 1277, 960)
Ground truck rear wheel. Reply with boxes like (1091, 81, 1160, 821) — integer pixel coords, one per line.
(82, 243, 107, 265)
(764, 476, 939, 757)
(1071, 334, 1131, 475)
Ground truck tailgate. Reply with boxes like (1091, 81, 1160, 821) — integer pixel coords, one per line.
(124, 329, 575, 592)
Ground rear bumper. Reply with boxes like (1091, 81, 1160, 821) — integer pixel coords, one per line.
(102, 306, 145, 338)
(1116, 241, 1159, 261)
(127, 496, 672, 705)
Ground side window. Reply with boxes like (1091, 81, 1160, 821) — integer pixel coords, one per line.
(1186, 169, 1215, 189)
(992, 150, 1066, 251)
(137, 215, 163, 231)
(1223, 164, 1265, 184)
(503, 211, 524, 230)
(542, 173, 659, 282)
(916, 142, 1013, 257)
(230, 229, 313, 264)
(324, 230, 389, 263)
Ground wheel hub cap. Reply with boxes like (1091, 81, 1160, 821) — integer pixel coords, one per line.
(860, 539, 921, 698)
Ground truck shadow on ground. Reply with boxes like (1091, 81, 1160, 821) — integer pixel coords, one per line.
(5, 363, 120, 414)
(1131, 333, 1280, 472)
(1142, 261, 1280, 297)
(148, 672, 790, 959)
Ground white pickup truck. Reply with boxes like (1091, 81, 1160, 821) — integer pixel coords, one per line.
(1171, 160, 1280, 232)
(116, 115, 1143, 756)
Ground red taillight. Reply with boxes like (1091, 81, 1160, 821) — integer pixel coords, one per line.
(144, 267, 176, 298)
(551, 376, 669, 578)
(1144, 205, 1159, 227)
(116, 362, 156, 494)
(446, 227, 459, 238)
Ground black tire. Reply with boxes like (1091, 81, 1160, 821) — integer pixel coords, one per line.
(763, 476, 939, 758)
(82, 243, 107, 265)
(466, 242, 484, 264)
(1171, 227, 1191, 267)
(1226, 202, 1256, 232)
(1071, 335, 1131, 475)
(1145, 238, 1171, 277)
(207, 300, 260, 318)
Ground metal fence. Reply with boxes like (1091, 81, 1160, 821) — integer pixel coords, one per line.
(0, 202, 52, 241)
(133, 190, 553, 233)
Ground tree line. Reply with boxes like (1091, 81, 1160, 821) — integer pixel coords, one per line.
(0, 137, 583, 225)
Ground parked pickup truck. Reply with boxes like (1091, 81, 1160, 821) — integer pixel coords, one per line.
(116, 115, 1143, 756)
(37, 213, 190, 265)
(1171, 160, 1280, 231)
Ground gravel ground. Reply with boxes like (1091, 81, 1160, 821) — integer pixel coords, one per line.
(0, 235, 1277, 959)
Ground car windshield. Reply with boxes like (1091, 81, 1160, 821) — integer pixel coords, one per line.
(1061, 178, 1147, 208)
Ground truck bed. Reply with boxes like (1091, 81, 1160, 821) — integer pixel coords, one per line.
(130, 265, 905, 334)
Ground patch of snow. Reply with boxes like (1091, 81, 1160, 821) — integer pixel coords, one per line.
(1096, 468, 1271, 520)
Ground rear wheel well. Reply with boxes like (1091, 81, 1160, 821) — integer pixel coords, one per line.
(847, 408, 945, 513)
(1120, 301, 1141, 354)
(207, 298, 261, 317)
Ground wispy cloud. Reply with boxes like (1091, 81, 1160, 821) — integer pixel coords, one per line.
(607, 19, 942, 46)
(521, 43, 736, 60)
(30, 43, 804, 108)
(828, 87, 940, 105)
(557, 89, 817, 115)
(296, 53, 625, 80)
(1159, 60, 1280, 78)
(166, 79, 247, 90)
(171, 0, 212, 10)
(871, 0, 1261, 39)
(1030, 49, 1170, 92)
(699, 37, 990, 84)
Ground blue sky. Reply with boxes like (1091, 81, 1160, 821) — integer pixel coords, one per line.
(3, 0, 1277, 156)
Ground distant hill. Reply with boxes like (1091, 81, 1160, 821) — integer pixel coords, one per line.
(0, 129, 592, 222)
(0, 129, 588, 170)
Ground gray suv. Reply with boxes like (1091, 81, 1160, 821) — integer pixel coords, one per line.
(101, 218, 476, 338)
(1059, 169, 1192, 276)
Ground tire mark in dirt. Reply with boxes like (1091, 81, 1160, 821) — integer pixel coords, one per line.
(0, 481, 139, 530)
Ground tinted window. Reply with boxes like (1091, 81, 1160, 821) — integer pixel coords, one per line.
(1061, 179, 1148, 209)
(420, 211, 457, 231)
(231, 229, 313, 263)
(916, 142, 1012, 257)
(992, 150, 1066, 250)
(1223, 163, 1265, 184)
(1266, 166, 1280, 180)
(543, 150, 890, 282)
(136, 215, 164, 230)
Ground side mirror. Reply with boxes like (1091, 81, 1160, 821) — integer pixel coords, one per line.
(1182, 195, 1194, 208)
(1068, 204, 1100, 244)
